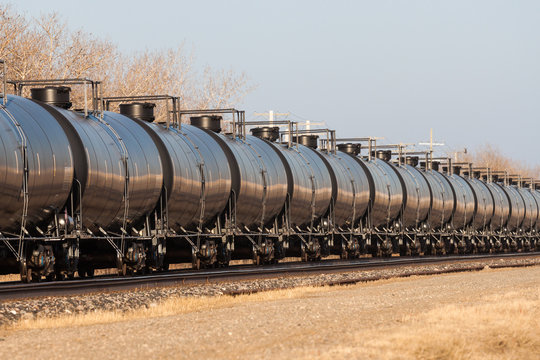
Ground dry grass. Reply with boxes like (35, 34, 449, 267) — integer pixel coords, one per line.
(5, 286, 334, 331)
(0, 274, 20, 282)
(3, 268, 539, 359)
(4, 275, 410, 332)
(355, 288, 540, 360)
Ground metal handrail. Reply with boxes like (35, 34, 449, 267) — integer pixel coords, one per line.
(8, 78, 102, 118)
(102, 94, 180, 129)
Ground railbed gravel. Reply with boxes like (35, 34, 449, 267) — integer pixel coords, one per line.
(0, 256, 538, 326)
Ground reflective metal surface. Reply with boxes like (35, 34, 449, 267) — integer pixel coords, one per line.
(56, 110, 163, 231)
(500, 185, 525, 231)
(217, 134, 288, 229)
(0, 96, 73, 231)
(55, 109, 123, 231)
(270, 143, 332, 228)
(484, 182, 510, 231)
(322, 151, 370, 228)
(362, 159, 403, 228)
(529, 189, 540, 231)
(446, 174, 475, 229)
(393, 164, 431, 228)
(465, 177, 495, 230)
(101, 112, 163, 228)
(517, 187, 538, 231)
(147, 123, 231, 231)
(421, 170, 454, 229)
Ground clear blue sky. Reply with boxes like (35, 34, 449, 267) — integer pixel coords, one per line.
(12, 0, 540, 164)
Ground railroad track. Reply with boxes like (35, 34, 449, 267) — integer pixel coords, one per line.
(0, 252, 538, 301)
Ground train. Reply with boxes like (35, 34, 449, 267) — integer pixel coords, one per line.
(0, 76, 538, 283)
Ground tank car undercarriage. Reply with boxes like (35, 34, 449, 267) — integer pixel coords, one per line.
(1, 206, 537, 283)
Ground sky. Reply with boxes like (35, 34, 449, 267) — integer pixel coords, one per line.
(11, 0, 540, 164)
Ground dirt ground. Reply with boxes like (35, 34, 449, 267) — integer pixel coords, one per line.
(1, 266, 538, 360)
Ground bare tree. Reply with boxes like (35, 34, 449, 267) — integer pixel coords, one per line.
(453, 143, 540, 179)
(0, 5, 253, 119)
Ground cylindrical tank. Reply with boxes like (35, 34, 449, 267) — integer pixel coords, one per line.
(293, 135, 319, 149)
(190, 116, 222, 133)
(421, 169, 454, 229)
(0, 95, 74, 231)
(517, 187, 538, 231)
(392, 164, 431, 228)
(501, 185, 525, 231)
(321, 151, 370, 228)
(361, 158, 403, 228)
(529, 189, 540, 231)
(213, 134, 288, 229)
(464, 177, 495, 230)
(50, 108, 163, 231)
(269, 143, 332, 228)
(119, 102, 156, 122)
(484, 182, 510, 230)
(30, 87, 72, 109)
(143, 123, 232, 230)
(250, 127, 280, 142)
(336, 143, 360, 156)
(446, 174, 476, 229)
(100, 112, 164, 227)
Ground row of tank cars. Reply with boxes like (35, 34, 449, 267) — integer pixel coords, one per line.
(0, 81, 539, 282)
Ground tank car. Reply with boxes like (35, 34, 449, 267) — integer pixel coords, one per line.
(517, 185, 539, 251)
(0, 93, 74, 279)
(141, 116, 233, 268)
(445, 167, 476, 231)
(380, 156, 431, 255)
(420, 162, 455, 234)
(336, 147, 403, 256)
(250, 130, 333, 260)
(32, 92, 164, 277)
(189, 118, 289, 265)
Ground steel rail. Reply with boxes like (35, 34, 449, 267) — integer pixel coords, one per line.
(0, 252, 538, 301)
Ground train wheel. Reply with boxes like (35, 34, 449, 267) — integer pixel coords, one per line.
(118, 262, 127, 276)
(399, 245, 409, 257)
(31, 273, 41, 283)
(24, 268, 32, 283)
(55, 272, 65, 281)
(20, 261, 31, 283)
(161, 261, 170, 272)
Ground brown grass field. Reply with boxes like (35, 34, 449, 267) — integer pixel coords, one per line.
(3, 270, 539, 359)
(359, 287, 540, 359)
(1, 267, 538, 359)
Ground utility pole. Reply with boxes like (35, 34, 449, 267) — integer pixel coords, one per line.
(430, 128, 433, 153)
(418, 128, 445, 169)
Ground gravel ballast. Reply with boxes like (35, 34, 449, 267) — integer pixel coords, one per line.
(0, 256, 538, 326)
